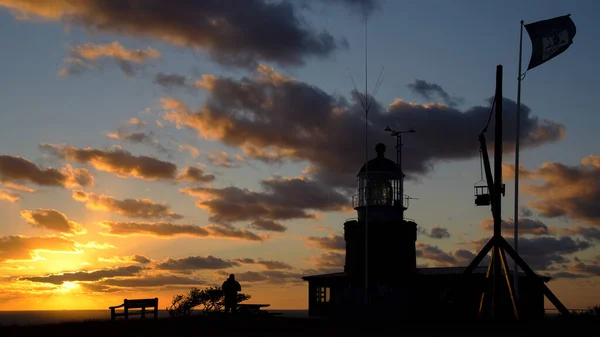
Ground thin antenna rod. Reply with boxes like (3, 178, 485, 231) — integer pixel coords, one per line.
(363, 13, 370, 312)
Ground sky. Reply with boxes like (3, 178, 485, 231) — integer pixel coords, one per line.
(0, 0, 599, 312)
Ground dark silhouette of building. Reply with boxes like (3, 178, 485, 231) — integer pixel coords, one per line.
(302, 143, 549, 319)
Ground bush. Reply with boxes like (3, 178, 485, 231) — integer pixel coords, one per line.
(167, 286, 251, 317)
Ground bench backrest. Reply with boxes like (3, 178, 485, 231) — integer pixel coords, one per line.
(124, 298, 158, 309)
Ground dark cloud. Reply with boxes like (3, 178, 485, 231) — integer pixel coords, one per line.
(506, 156, 600, 226)
(100, 275, 203, 288)
(0, 235, 79, 262)
(106, 127, 169, 154)
(416, 242, 485, 267)
(418, 226, 451, 239)
(59, 42, 161, 77)
(479, 218, 550, 236)
(0, 155, 93, 188)
(1, 0, 343, 69)
(20, 209, 86, 235)
(304, 234, 345, 251)
(249, 220, 287, 232)
(520, 206, 533, 217)
(553, 226, 600, 241)
(19, 266, 143, 285)
(161, 66, 564, 190)
(177, 166, 216, 184)
(408, 79, 464, 107)
(233, 258, 293, 270)
(72, 190, 183, 220)
(98, 255, 152, 264)
(470, 236, 592, 271)
(222, 270, 303, 285)
(99, 221, 262, 241)
(156, 255, 239, 271)
(154, 73, 189, 89)
(309, 252, 345, 269)
(181, 176, 350, 225)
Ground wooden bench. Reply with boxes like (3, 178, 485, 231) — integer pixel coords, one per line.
(109, 298, 158, 320)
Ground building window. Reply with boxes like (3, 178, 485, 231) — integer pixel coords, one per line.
(316, 287, 330, 303)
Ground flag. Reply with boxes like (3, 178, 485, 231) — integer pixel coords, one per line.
(525, 14, 576, 70)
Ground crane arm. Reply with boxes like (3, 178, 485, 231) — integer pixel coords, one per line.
(479, 132, 496, 217)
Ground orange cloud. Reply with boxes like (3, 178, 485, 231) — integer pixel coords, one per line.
(20, 209, 86, 235)
(98, 221, 263, 241)
(72, 190, 183, 220)
(59, 41, 161, 77)
(0, 235, 81, 262)
(515, 155, 600, 226)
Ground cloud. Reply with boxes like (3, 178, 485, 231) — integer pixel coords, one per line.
(0, 235, 80, 262)
(99, 275, 203, 288)
(98, 221, 263, 241)
(469, 236, 592, 271)
(479, 218, 550, 236)
(173, 143, 200, 159)
(40, 143, 176, 180)
(72, 190, 183, 220)
(408, 79, 464, 107)
(418, 226, 451, 239)
(155, 255, 239, 271)
(59, 42, 161, 77)
(308, 252, 345, 269)
(106, 127, 168, 154)
(20, 209, 86, 235)
(177, 166, 216, 184)
(416, 242, 483, 267)
(221, 270, 303, 285)
(0, 0, 342, 69)
(0, 155, 93, 188)
(248, 220, 287, 232)
(98, 255, 151, 264)
(160, 65, 564, 190)
(207, 150, 242, 168)
(0, 189, 21, 202)
(304, 234, 345, 251)
(552, 226, 600, 241)
(18, 265, 143, 285)
(506, 156, 600, 226)
(181, 176, 350, 225)
(233, 258, 293, 270)
(306, 0, 380, 16)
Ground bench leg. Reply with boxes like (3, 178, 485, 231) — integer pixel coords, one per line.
(111, 308, 115, 321)
(141, 307, 146, 319)
(154, 306, 158, 320)
(124, 307, 128, 320)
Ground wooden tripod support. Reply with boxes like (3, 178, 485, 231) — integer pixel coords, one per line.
(441, 65, 570, 319)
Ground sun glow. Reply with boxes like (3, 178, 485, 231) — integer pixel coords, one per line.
(59, 281, 80, 292)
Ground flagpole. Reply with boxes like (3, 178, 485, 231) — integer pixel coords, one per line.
(513, 19, 524, 300)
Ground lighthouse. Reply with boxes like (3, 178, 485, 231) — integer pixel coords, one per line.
(345, 143, 417, 288)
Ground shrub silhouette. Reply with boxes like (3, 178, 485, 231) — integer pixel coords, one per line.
(167, 286, 250, 317)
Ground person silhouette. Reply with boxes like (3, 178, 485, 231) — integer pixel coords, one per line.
(222, 274, 241, 314)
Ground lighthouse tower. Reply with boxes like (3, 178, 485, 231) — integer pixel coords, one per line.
(344, 143, 417, 288)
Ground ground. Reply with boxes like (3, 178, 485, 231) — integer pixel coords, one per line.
(0, 315, 599, 337)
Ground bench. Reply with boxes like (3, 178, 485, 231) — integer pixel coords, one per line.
(109, 298, 158, 320)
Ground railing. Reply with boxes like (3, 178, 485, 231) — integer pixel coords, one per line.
(352, 194, 408, 209)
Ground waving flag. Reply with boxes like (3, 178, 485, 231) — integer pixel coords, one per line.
(525, 14, 576, 70)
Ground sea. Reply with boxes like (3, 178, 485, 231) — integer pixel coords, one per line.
(0, 310, 309, 327)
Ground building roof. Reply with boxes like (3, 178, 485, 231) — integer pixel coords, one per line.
(301, 267, 551, 282)
(301, 272, 346, 281)
(357, 143, 403, 176)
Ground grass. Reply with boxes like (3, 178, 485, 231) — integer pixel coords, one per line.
(0, 314, 599, 337)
